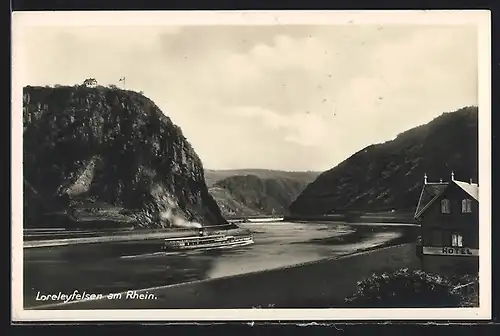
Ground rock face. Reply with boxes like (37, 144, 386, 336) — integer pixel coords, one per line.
(289, 106, 478, 216)
(22, 85, 227, 228)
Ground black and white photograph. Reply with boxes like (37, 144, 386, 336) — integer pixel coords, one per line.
(11, 10, 491, 321)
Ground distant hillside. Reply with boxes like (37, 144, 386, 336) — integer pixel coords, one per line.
(207, 186, 264, 217)
(289, 106, 478, 216)
(204, 169, 319, 188)
(205, 170, 319, 217)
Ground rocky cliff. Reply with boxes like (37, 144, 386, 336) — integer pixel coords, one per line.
(23, 85, 227, 229)
(289, 106, 478, 216)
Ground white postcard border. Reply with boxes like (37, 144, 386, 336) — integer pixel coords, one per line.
(11, 10, 492, 321)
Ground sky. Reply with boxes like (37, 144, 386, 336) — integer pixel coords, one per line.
(17, 23, 478, 171)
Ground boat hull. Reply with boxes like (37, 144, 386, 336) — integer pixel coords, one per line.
(162, 238, 254, 251)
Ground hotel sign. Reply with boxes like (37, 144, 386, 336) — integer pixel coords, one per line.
(422, 246, 479, 256)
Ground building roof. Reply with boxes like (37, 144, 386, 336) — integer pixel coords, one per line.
(414, 182, 449, 218)
(453, 180, 479, 201)
(414, 179, 479, 219)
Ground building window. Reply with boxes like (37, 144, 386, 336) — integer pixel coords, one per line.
(462, 199, 472, 213)
(440, 199, 451, 213)
(451, 233, 463, 247)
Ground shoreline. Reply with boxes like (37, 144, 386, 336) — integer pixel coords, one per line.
(28, 236, 418, 310)
(23, 225, 247, 248)
(283, 213, 417, 224)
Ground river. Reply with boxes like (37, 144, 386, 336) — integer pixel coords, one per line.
(23, 221, 418, 309)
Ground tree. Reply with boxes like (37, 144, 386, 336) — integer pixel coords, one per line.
(83, 78, 98, 87)
(345, 268, 464, 308)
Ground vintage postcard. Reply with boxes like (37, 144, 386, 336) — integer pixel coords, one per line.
(11, 10, 491, 321)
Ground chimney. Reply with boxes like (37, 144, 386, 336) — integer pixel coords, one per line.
(470, 178, 473, 184)
(424, 173, 427, 184)
(451, 171, 455, 181)
(440, 178, 443, 183)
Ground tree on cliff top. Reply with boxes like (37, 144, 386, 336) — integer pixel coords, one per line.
(83, 78, 98, 87)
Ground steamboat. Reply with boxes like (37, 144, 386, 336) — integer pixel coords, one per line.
(162, 228, 254, 251)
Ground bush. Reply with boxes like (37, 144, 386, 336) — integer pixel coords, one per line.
(451, 274, 479, 307)
(345, 268, 464, 308)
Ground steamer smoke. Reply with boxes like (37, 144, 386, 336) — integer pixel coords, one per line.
(160, 208, 202, 229)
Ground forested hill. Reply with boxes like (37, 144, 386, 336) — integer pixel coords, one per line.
(23, 84, 226, 229)
(289, 106, 478, 216)
(205, 170, 319, 217)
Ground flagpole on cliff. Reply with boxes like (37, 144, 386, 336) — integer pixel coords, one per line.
(119, 76, 126, 90)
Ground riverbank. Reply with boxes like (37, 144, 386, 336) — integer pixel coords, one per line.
(32, 242, 420, 310)
(23, 224, 244, 248)
(284, 212, 417, 224)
